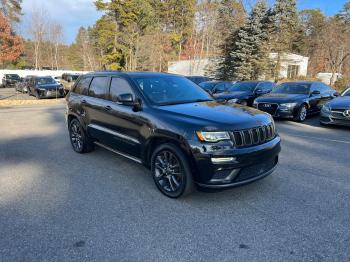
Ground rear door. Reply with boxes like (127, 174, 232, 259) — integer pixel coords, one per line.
(309, 83, 322, 113)
(83, 76, 113, 144)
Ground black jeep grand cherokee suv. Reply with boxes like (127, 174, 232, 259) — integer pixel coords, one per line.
(66, 72, 281, 198)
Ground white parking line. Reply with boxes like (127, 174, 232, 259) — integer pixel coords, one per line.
(283, 133, 350, 144)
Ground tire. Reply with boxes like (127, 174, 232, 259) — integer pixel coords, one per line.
(151, 143, 194, 198)
(294, 104, 307, 122)
(69, 118, 94, 153)
(35, 92, 40, 99)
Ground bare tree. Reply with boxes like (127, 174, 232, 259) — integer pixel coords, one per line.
(49, 22, 63, 69)
(29, 7, 46, 69)
(318, 19, 350, 84)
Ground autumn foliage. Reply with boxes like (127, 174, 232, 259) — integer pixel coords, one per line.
(0, 12, 23, 64)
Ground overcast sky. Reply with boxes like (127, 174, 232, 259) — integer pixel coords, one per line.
(19, 0, 349, 44)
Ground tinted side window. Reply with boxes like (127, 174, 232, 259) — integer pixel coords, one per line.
(109, 77, 134, 102)
(89, 77, 109, 99)
(215, 83, 226, 92)
(74, 77, 92, 95)
(311, 84, 321, 93)
(263, 82, 274, 91)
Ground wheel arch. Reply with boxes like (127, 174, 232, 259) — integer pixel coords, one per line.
(143, 134, 198, 175)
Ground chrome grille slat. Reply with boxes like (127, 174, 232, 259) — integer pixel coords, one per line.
(231, 123, 276, 148)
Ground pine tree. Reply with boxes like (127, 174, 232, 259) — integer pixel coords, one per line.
(217, 0, 269, 81)
(268, 0, 302, 80)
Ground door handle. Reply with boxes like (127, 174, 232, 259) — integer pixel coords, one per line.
(81, 99, 87, 104)
(104, 105, 112, 111)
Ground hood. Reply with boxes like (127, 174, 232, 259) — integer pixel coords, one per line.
(326, 97, 350, 109)
(214, 91, 252, 100)
(256, 93, 309, 103)
(156, 101, 272, 131)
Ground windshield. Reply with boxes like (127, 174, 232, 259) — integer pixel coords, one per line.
(134, 76, 213, 105)
(342, 88, 350, 97)
(36, 77, 56, 85)
(229, 82, 258, 92)
(6, 74, 20, 80)
(272, 83, 311, 95)
(199, 82, 217, 90)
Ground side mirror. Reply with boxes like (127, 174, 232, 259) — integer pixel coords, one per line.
(211, 88, 217, 94)
(118, 93, 134, 105)
(334, 92, 340, 97)
(311, 90, 321, 96)
(118, 93, 142, 112)
(255, 88, 263, 95)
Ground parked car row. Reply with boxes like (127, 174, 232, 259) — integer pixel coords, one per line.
(7, 73, 82, 99)
(14, 75, 65, 99)
(64, 72, 348, 198)
(193, 78, 349, 127)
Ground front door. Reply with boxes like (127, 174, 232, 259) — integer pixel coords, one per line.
(101, 77, 143, 158)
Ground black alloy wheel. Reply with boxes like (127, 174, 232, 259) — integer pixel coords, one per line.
(151, 143, 194, 198)
(69, 119, 94, 153)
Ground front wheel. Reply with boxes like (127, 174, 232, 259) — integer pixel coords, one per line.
(69, 118, 94, 153)
(151, 143, 194, 198)
(294, 104, 307, 122)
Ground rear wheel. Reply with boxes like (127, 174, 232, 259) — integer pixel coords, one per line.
(69, 118, 94, 153)
(294, 104, 307, 122)
(151, 143, 194, 198)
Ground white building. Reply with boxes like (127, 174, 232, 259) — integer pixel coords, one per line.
(269, 53, 309, 79)
(316, 73, 342, 85)
(168, 53, 309, 80)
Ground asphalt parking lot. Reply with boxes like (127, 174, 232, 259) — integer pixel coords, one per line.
(0, 104, 349, 262)
(0, 88, 36, 100)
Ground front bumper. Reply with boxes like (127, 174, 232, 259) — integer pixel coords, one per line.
(255, 103, 298, 119)
(189, 136, 281, 188)
(320, 112, 350, 126)
(37, 89, 65, 98)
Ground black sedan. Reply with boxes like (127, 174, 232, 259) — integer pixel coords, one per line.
(213, 81, 275, 106)
(254, 81, 338, 122)
(320, 87, 350, 126)
(28, 76, 65, 99)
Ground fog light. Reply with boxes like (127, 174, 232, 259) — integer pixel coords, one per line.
(211, 157, 237, 164)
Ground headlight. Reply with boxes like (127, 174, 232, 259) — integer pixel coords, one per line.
(196, 131, 230, 142)
(280, 103, 297, 109)
(321, 105, 331, 113)
(227, 98, 238, 104)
